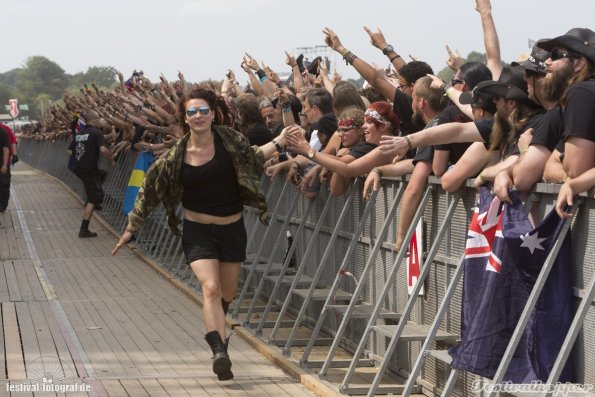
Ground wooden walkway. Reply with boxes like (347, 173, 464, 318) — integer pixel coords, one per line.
(0, 164, 322, 397)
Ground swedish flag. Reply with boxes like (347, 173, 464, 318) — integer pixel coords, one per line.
(122, 151, 155, 214)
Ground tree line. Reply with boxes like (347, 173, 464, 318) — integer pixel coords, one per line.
(0, 56, 117, 120)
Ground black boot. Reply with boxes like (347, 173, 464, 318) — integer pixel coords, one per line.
(79, 220, 97, 238)
(205, 331, 233, 381)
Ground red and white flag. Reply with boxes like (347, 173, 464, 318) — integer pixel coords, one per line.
(9, 99, 19, 118)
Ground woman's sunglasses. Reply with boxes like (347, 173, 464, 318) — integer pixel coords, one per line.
(186, 106, 210, 117)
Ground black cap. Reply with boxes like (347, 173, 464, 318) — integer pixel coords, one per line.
(538, 28, 595, 63)
(459, 66, 530, 104)
(511, 40, 549, 75)
(459, 87, 497, 114)
(317, 112, 338, 137)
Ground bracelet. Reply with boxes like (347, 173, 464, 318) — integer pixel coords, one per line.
(520, 148, 529, 154)
(404, 135, 413, 151)
(389, 54, 401, 63)
(477, 173, 485, 183)
(291, 161, 301, 171)
(342, 50, 358, 65)
(271, 139, 283, 152)
(372, 167, 383, 177)
(290, 63, 298, 67)
(441, 83, 452, 96)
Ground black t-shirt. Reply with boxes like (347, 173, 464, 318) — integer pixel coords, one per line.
(246, 122, 274, 146)
(564, 80, 595, 142)
(413, 116, 440, 165)
(392, 88, 417, 135)
(68, 125, 106, 172)
(0, 129, 9, 165)
(435, 105, 473, 165)
(475, 118, 495, 149)
(530, 106, 564, 152)
(348, 142, 377, 159)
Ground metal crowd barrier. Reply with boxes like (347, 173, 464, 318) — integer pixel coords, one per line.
(18, 137, 595, 397)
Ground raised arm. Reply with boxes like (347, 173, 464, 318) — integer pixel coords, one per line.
(476, 0, 503, 79)
(363, 26, 407, 71)
(322, 27, 397, 103)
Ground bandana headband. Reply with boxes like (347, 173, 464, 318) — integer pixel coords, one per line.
(338, 117, 363, 129)
(365, 109, 391, 125)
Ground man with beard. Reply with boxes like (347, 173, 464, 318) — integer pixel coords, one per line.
(493, 42, 564, 203)
(371, 76, 448, 251)
(539, 28, 595, 181)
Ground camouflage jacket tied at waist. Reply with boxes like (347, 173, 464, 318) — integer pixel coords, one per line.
(128, 125, 268, 235)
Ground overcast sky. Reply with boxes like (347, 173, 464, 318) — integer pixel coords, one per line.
(4, 0, 595, 85)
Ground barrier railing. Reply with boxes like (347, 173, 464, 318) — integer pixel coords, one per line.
(18, 138, 595, 397)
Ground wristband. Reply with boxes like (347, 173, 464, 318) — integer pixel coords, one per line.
(404, 135, 413, 151)
(255, 69, 267, 80)
(372, 167, 383, 177)
(282, 106, 292, 113)
(441, 83, 452, 96)
(271, 139, 283, 152)
(389, 54, 401, 63)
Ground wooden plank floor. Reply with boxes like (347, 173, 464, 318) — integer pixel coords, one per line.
(0, 164, 318, 397)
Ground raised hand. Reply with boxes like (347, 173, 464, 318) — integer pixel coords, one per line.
(363, 26, 388, 50)
(322, 27, 346, 53)
(285, 51, 297, 67)
(445, 45, 464, 70)
(244, 53, 260, 70)
(475, 0, 492, 14)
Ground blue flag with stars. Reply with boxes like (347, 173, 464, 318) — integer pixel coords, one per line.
(449, 187, 574, 383)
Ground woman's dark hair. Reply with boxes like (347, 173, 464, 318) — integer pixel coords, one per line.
(459, 62, 492, 91)
(332, 81, 366, 114)
(177, 87, 233, 134)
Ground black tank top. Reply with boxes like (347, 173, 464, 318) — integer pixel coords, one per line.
(181, 132, 244, 216)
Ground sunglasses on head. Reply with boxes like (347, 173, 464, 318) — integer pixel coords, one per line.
(550, 49, 575, 61)
(186, 106, 210, 117)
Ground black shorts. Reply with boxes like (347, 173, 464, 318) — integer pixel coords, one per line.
(74, 169, 104, 206)
(182, 217, 247, 264)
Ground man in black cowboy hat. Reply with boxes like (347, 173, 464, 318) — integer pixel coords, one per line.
(538, 28, 595, 180)
(493, 41, 567, 203)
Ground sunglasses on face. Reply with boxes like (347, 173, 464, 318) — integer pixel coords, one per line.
(550, 49, 574, 61)
(397, 83, 410, 90)
(451, 78, 465, 86)
(186, 106, 210, 117)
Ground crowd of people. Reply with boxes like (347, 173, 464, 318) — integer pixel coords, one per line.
(10, 0, 595, 383)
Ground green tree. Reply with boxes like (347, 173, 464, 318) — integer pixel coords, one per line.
(71, 66, 118, 89)
(16, 56, 70, 101)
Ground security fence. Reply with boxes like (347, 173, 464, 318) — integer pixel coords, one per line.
(19, 137, 595, 397)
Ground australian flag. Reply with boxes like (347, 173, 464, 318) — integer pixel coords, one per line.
(449, 187, 574, 383)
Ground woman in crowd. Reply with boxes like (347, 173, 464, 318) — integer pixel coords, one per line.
(112, 87, 287, 381)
